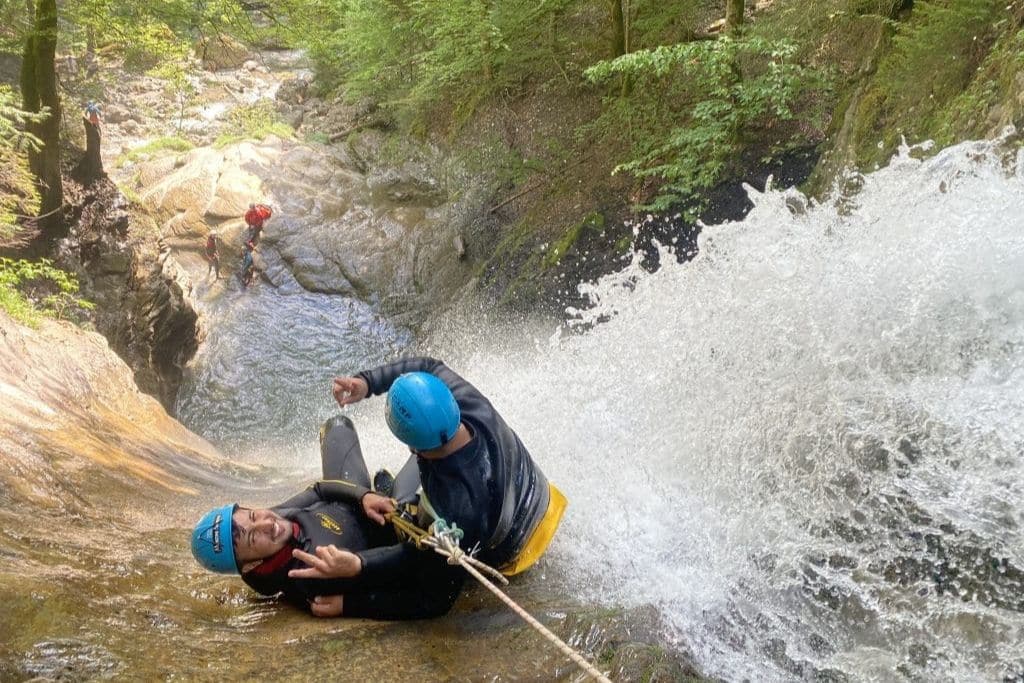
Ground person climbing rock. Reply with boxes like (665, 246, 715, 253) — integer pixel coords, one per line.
(239, 242, 256, 287)
(290, 357, 566, 582)
(244, 202, 272, 247)
(190, 415, 463, 619)
(205, 231, 220, 280)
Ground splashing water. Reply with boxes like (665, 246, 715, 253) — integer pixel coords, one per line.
(443, 136, 1024, 681)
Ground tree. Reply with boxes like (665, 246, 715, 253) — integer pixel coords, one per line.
(608, 0, 627, 57)
(20, 0, 63, 243)
(725, 0, 744, 34)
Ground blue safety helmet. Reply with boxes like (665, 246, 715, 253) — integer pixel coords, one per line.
(191, 503, 239, 574)
(386, 372, 460, 451)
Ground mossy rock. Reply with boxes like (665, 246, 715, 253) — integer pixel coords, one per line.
(543, 212, 605, 270)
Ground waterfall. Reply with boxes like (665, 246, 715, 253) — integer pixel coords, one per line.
(451, 134, 1024, 681)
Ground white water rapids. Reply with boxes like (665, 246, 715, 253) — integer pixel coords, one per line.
(447, 136, 1024, 681)
(180, 135, 1024, 681)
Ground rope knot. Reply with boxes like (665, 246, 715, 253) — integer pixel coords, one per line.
(432, 518, 466, 565)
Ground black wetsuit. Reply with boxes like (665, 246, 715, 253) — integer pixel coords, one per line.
(239, 416, 461, 620)
(355, 357, 551, 570)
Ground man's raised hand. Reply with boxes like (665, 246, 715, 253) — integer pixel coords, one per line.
(289, 545, 362, 579)
(332, 376, 369, 407)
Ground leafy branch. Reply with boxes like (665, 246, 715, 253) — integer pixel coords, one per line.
(0, 257, 95, 327)
(586, 36, 814, 214)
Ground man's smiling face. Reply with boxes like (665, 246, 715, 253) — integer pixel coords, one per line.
(232, 507, 291, 564)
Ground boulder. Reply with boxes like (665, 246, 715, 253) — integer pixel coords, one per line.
(195, 35, 252, 71)
(206, 170, 262, 220)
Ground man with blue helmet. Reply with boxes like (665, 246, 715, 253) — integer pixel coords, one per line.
(289, 357, 565, 583)
(190, 415, 462, 619)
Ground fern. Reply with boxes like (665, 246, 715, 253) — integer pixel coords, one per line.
(0, 85, 45, 241)
(0, 258, 95, 327)
(586, 37, 815, 213)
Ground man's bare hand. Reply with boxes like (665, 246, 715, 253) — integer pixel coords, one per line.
(332, 376, 369, 407)
(309, 595, 344, 617)
(361, 492, 396, 526)
(289, 545, 362, 579)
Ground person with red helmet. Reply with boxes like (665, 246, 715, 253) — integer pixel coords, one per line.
(244, 202, 273, 247)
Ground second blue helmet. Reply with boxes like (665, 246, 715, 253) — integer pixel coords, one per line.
(385, 372, 460, 451)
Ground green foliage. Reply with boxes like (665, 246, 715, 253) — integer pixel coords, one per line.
(586, 36, 816, 213)
(628, 0, 703, 50)
(884, 0, 1000, 106)
(324, 0, 501, 112)
(303, 130, 330, 145)
(852, 0, 1004, 167)
(0, 258, 95, 327)
(115, 136, 193, 167)
(123, 20, 189, 70)
(939, 26, 1024, 142)
(287, 0, 579, 123)
(0, 86, 46, 241)
(214, 101, 294, 147)
(63, 0, 255, 67)
(0, 1, 30, 53)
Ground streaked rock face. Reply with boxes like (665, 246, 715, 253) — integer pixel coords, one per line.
(0, 311, 226, 511)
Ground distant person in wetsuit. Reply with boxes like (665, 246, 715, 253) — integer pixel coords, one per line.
(239, 242, 255, 287)
(190, 415, 462, 619)
(205, 232, 220, 280)
(290, 357, 566, 584)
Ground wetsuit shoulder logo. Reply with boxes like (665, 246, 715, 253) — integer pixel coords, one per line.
(315, 512, 343, 535)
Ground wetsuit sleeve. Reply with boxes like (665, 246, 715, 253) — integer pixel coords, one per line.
(356, 356, 445, 395)
(342, 561, 465, 620)
(274, 479, 370, 510)
(356, 542, 428, 584)
(309, 479, 371, 506)
(356, 356, 487, 406)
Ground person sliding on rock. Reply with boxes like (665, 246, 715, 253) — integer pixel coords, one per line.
(190, 416, 462, 619)
(291, 357, 567, 584)
(205, 231, 220, 280)
(244, 202, 272, 247)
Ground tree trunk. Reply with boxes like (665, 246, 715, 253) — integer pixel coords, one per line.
(725, 0, 744, 34)
(478, 0, 493, 81)
(608, 0, 626, 58)
(20, 3, 38, 113)
(74, 118, 105, 183)
(20, 0, 64, 242)
(548, 6, 561, 53)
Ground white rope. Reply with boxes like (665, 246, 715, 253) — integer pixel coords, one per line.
(435, 532, 614, 683)
(420, 536, 509, 584)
